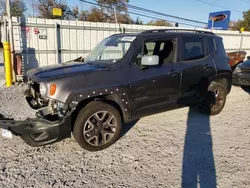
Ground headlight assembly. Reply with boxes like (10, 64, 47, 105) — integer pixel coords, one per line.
(39, 82, 47, 97)
(235, 66, 242, 73)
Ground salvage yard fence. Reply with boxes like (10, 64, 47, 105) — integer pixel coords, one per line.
(1, 16, 250, 77)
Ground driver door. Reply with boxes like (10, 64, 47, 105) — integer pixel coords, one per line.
(129, 37, 181, 118)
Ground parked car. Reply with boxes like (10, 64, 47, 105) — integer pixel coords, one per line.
(227, 51, 247, 71)
(233, 59, 250, 86)
(0, 29, 232, 151)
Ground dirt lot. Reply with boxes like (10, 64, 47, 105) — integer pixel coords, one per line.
(0, 60, 250, 187)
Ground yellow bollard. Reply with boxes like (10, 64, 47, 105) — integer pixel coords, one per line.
(3, 42, 13, 87)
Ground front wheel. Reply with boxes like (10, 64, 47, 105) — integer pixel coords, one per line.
(199, 82, 227, 116)
(73, 101, 122, 151)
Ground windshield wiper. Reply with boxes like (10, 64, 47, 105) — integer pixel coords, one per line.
(73, 56, 84, 62)
(63, 56, 84, 64)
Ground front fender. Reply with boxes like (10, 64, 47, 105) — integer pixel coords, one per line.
(67, 87, 132, 122)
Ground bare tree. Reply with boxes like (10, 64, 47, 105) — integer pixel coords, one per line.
(147, 19, 173, 27)
(36, 0, 74, 19)
(0, 0, 27, 17)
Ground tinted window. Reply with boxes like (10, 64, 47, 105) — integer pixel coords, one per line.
(215, 37, 226, 55)
(207, 37, 216, 54)
(182, 37, 205, 61)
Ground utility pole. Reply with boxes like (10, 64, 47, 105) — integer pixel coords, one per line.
(112, 6, 120, 33)
(113, 6, 118, 31)
(211, 18, 214, 32)
(32, 0, 35, 17)
(6, 0, 16, 82)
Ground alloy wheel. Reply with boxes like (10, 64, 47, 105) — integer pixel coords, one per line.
(83, 111, 117, 146)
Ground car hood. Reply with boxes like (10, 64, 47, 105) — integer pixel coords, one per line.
(238, 59, 250, 69)
(27, 61, 107, 83)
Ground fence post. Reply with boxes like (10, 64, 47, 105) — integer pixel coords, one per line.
(3, 42, 13, 87)
(239, 33, 244, 51)
(55, 23, 61, 64)
(6, 0, 16, 83)
(3, 18, 7, 42)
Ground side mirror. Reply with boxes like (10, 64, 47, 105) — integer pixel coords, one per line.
(141, 55, 159, 66)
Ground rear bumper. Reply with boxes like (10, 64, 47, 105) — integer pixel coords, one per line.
(232, 72, 250, 86)
(0, 114, 72, 147)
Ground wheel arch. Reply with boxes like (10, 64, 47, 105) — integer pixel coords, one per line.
(214, 73, 232, 94)
(69, 89, 132, 130)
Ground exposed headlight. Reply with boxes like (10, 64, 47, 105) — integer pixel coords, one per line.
(235, 66, 242, 73)
(39, 82, 47, 97)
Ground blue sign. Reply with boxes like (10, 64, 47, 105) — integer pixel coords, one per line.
(207, 11, 231, 30)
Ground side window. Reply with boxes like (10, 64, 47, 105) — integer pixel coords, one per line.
(182, 37, 205, 61)
(134, 39, 175, 65)
(160, 43, 165, 51)
(134, 42, 156, 65)
(145, 42, 156, 55)
(207, 37, 216, 54)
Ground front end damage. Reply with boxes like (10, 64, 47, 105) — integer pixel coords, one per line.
(0, 82, 72, 147)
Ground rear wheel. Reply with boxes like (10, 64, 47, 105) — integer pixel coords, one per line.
(73, 101, 122, 151)
(199, 82, 227, 116)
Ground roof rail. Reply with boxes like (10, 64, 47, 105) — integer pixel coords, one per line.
(141, 29, 215, 35)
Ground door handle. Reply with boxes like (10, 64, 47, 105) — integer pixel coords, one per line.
(170, 69, 177, 77)
(203, 64, 211, 70)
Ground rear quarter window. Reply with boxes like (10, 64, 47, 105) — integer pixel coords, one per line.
(215, 37, 226, 55)
(207, 37, 216, 54)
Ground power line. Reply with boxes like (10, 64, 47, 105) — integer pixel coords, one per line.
(79, 0, 206, 27)
(121, 3, 207, 25)
(80, 0, 207, 27)
(195, 0, 243, 13)
(126, 10, 204, 27)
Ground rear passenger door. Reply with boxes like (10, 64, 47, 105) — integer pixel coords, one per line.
(179, 36, 216, 104)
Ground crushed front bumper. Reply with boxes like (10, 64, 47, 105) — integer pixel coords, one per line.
(0, 93, 72, 147)
(0, 114, 72, 147)
(0, 84, 73, 147)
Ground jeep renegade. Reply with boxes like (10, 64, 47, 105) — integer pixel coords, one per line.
(0, 29, 232, 151)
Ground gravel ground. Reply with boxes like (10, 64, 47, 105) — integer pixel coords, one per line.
(0, 53, 35, 119)
(0, 61, 250, 187)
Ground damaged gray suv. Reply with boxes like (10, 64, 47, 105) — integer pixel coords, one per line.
(0, 29, 232, 151)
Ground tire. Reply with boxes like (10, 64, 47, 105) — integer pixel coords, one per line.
(199, 82, 227, 116)
(73, 101, 122, 151)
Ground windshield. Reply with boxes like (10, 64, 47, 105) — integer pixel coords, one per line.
(84, 35, 136, 64)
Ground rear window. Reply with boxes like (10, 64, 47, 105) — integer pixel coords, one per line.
(207, 37, 216, 54)
(182, 37, 205, 61)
